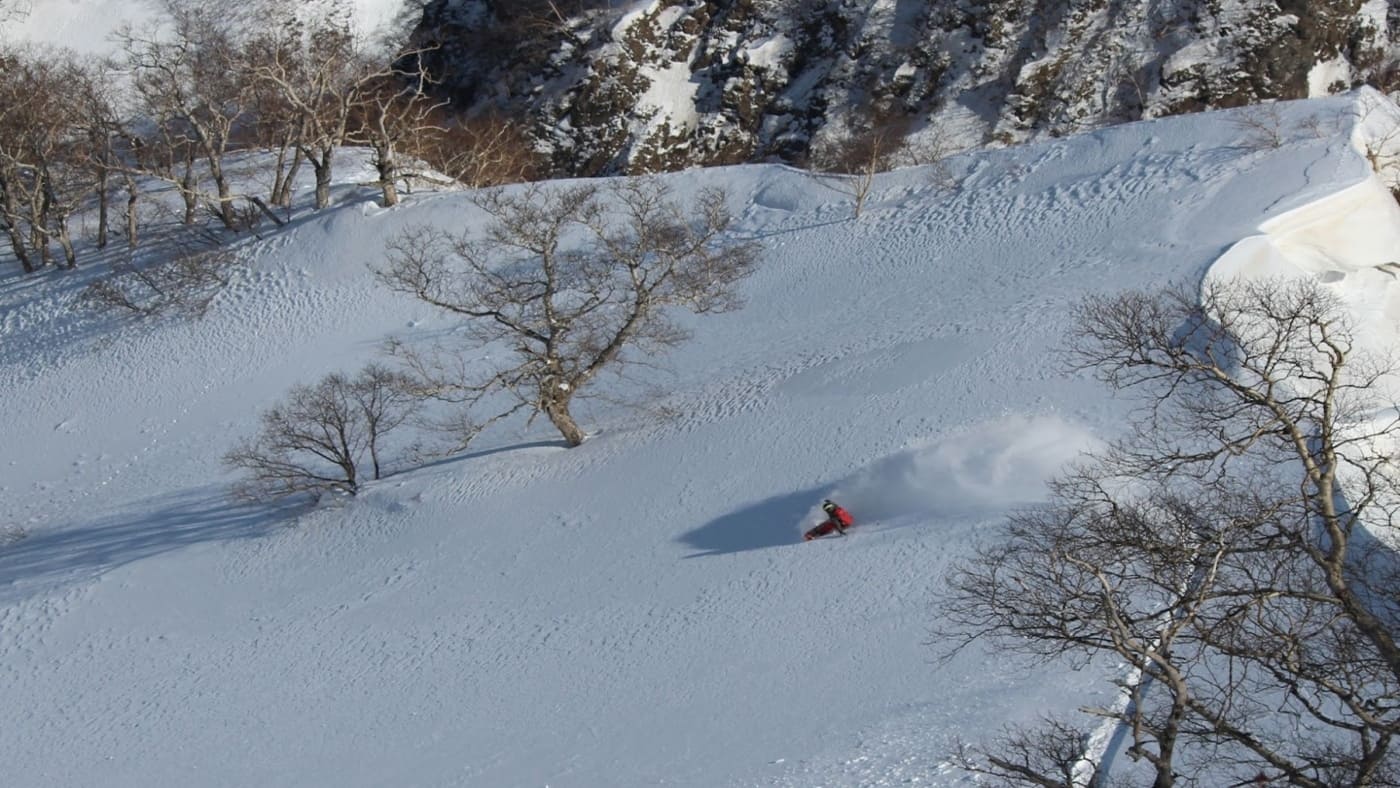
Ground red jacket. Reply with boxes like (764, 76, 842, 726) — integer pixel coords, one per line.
(806, 503, 856, 540)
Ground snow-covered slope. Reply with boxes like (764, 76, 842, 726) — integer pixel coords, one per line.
(2, 92, 1398, 786)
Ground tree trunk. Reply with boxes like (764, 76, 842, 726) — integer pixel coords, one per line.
(96, 167, 109, 249)
(275, 146, 302, 209)
(307, 147, 333, 210)
(180, 160, 198, 225)
(340, 460, 358, 495)
(368, 435, 383, 480)
(544, 392, 586, 447)
(375, 147, 399, 207)
(0, 184, 35, 272)
(215, 174, 236, 230)
(3, 218, 34, 273)
(32, 222, 51, 267)
(270, 139, 290, 207)
(35, 187, 53, 267)
(40, 178, 75, 267)
(124, 174, 139, 248)
(55, 214, 76, 268)
(315, 167, 331, 209)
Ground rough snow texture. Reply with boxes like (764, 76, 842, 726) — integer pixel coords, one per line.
(414, 0, 1397, 175)
(2, 91, 1400, 786)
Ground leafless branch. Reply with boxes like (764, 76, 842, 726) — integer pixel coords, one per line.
(375, 179, 760, 446)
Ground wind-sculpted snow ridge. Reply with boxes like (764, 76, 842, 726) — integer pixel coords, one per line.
(1074, 88, 1400, 782)
(1200, 92, 1400, 537)
(0, 92, 1396, 787)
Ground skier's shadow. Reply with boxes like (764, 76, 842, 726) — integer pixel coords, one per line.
(679, 487, 823, 558)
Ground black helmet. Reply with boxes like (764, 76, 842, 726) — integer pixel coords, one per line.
(822, 500, 837, 513)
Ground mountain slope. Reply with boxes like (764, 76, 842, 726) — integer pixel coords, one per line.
(1, 92, 1398, 786)
(417, 0, 1396, 174)
(7, 0, 1394, 178)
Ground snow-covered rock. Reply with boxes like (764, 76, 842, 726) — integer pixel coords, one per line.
(415, 0, 1396, 175)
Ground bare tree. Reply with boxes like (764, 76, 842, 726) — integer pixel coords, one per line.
(493, 0, 574, 36)
(249, 6, 436, 211)
(376, 179, 761, 447)
(808, 119, 901, 219)
(64, 57, 152, 251)
(938, 277, 1400, 786)
(246, 17, 354, 210)
(224, 365, 419, 498)
(951, 718, 1097, 788)
(0, 50, 41, 272)
(242, 21, 307, 211)
(1227, 103, 1288, 151)
(0, 48, 98, 271)
(944, 485, 1255, 787)
(133, 109, 202, 226)
(415, 111, 541, 190)
(119, 3, 258, 230)
(353, 59, 448, 207)
(349, 363, 419, 480)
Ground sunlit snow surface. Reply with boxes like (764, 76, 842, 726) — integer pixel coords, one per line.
(0, 0, 412, 52)
(2, 89, 1400, 786)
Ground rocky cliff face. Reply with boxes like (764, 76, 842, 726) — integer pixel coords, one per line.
(414, 0, 1396, 176)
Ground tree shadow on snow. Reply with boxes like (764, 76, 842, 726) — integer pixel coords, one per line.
(679, 485, 825, 558)
(1348, 523, 1400, 630)
(729, 218, 851, 242)
(406, 438, 571, 475)
(0, 487, 310, 604)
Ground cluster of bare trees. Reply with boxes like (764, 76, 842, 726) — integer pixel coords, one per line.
(225, 178, 760, 497)
(941, 278, 1400, 786)
(225, 364, 419, 498)
(0, 52, 107, 271)
(0, 0, 540, 278)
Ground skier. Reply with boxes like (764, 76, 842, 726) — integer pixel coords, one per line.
(804, 499, 854, 541)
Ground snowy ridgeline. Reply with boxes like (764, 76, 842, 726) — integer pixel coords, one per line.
(0, 91, 1399, 785)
